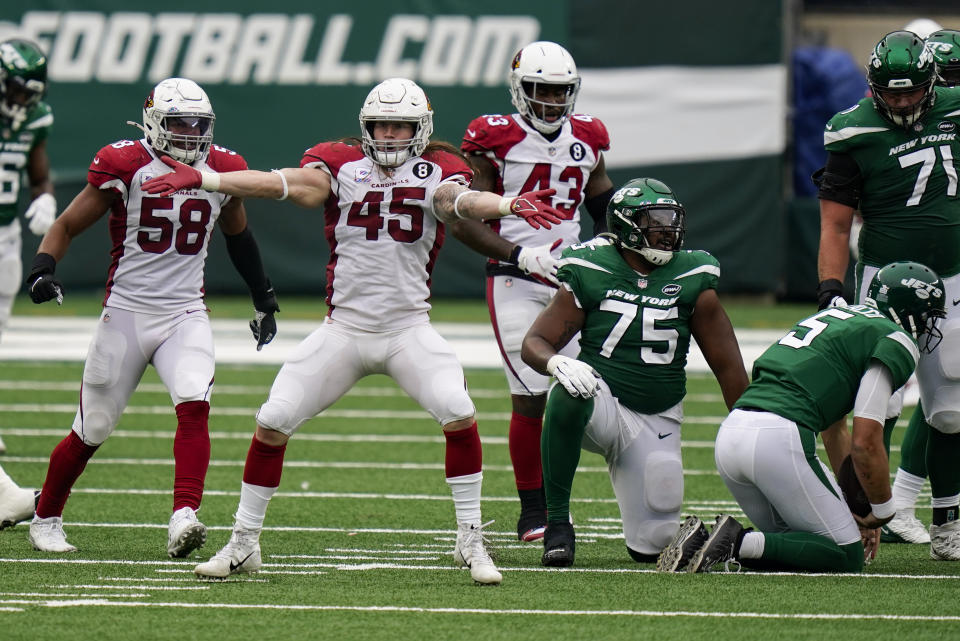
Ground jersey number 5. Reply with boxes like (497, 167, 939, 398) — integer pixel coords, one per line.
(139, 197, 212, 255)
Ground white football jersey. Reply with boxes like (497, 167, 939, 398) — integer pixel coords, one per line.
(300, 142, 471, 331)
(461, 112, 610, 258)
(87, 139, 244, 313)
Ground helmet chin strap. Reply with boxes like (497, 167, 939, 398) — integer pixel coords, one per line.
(639, 247, 674, 266)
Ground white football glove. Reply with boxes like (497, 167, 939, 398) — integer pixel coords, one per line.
(24, 193, 56, 236)
(547, 354, 600, 398)
(517, 239, 562, 286)
(827, 295, 848, 308)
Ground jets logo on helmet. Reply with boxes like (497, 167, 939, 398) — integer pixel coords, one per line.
(0, 38, 48, 132)
(926, 29, 960, 87)
(867, 31, 937, 128)
(605, 178, 685, 266)
(866, 261, 946, 353)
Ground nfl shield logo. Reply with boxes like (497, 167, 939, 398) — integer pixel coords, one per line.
(355, 168, 371, 183)
(547, 146, 558, 157)
(637, 278, 648, 289)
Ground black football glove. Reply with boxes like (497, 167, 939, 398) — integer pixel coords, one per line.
(26, 252, 64, 305)
(250, 284, 279, 351)
(816, 278, 847, 311)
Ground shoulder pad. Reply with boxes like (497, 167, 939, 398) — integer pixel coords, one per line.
(462, 114, 526, 156)
(569, 115, 610, 154)
(207, 144, 248, 172)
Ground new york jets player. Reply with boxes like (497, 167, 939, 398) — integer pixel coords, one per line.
(662, 261, 946, 573)
(521, 178, 748, 567)
(0, 38, 55, 454)
(816, 31, 960, 559)
(881, 28, 960, 547)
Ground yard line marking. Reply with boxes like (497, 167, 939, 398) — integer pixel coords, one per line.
(3, 598, 960, 620)
(4, 558, 959, 581)
(52, 584, 210, 591)
(0, 456, 722, 475)
(0, 592, 149, 598)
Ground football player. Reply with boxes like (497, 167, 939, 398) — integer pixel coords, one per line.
(881, 28, 960, 547)
(142, 77, 567, 585)
(0, 463, 36, 529)
(0, 38, 56, 454)
(451, 41, 615, 542)
(816, 31, 960, 559)
(662, 262, 946, 573)
(521, 178, 748, 567)
(25, 77, 279, 558)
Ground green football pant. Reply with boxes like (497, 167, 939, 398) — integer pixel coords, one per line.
(541, 385, 593, 524)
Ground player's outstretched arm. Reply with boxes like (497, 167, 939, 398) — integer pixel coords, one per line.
(690, 289, 748, 410)
(142, 157, 331, 209)
(434, 183, 566, 229)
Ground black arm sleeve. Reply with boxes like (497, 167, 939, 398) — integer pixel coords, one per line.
(813, 152, 863, 208)
(583, 186, 614, 235)
(223, 226, 277, 312)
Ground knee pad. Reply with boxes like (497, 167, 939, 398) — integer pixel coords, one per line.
(644, 451, 683, 513)
(929, 410, 960, 435)
(938, 320, 960, 380)
(632, 519, 680, 552)
(256, 398, 300, 436)
(73, 405, 120, 445)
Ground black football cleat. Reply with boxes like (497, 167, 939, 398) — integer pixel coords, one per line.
(541, 521, 575, 567)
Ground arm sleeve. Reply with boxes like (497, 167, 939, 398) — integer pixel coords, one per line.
(852, 361, 895, 424)
(815, 151, 863, 208)
(583, 186, 614, 235)
(223, 226, 275, 311)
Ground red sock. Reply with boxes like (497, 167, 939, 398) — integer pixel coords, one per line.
(444, 421, 482, 478)
(36, 431, 99, 518)
(242, 435, 287, 488)
(173, 400, 211, 511)
(509, 412, 543, 490)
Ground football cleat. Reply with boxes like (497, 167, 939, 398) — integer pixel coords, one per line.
(929, 520, 960, 560)
(880, 511, 930, 544)
(517, 490, 547, 542)
(541, 521, 576, 567)
(194, 527, 262, 579)
(0, 481, 35, 530)
(28, 515, 77, 552)
(657, 515, 710, 572)
(453, 520, 502, 585)
(167, 506, 207, 558)
(687, 514, 744, 573)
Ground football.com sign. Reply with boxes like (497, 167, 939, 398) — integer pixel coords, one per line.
(0, 10, 540, 86)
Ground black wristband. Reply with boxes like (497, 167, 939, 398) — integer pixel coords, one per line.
(816, 278, 845, 309)
(507, 245, 523, 265)
(30, 252, 57, 277)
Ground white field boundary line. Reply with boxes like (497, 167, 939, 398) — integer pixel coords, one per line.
(0, 455, 721, 476)
(3, 557, 960, 582)
(1, 597, 959, 621)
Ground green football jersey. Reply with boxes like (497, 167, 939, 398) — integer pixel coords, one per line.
(557, 238, 720, 414)
(734, 305, 918, 433)
(0, 101, 53, 226)
(823, 87, 960, 276)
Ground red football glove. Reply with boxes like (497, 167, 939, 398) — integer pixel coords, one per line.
(141, 156, 201, 196)
(508, 188, 566, 230)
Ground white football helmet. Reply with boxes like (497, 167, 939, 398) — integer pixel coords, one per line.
(359, 77, 433, 167)
(142, 77, 215, 164)
(509, 41, 580, 134)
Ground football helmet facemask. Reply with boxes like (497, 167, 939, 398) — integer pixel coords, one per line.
(509, 41, 580, 135)
(867, 31, 937, 128)
(141, 78, 215, 164)
(927, 29, 960, 87)
(606, 178, 685, 266)
(0, 38, 47, 130)
(866, 260, 946, 353)
(359, 77, 433, 167)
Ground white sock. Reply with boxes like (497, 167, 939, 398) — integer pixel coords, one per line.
(234, 481, 278, 531)
(891, 468, 926, 514)
(446, 471, 482, 526)
(737, 531, 765, 559)
(931, 494, 960, 510)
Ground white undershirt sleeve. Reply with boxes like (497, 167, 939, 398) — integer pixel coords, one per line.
(853, 361, 896, 424)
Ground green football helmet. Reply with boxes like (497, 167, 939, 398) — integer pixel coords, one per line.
(0, 38, 47, 129)
(927, 29, 960, 87)
(605, 178, 685, 266)
(866, 31, 936, 128)
(866, 261, 946, 353)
